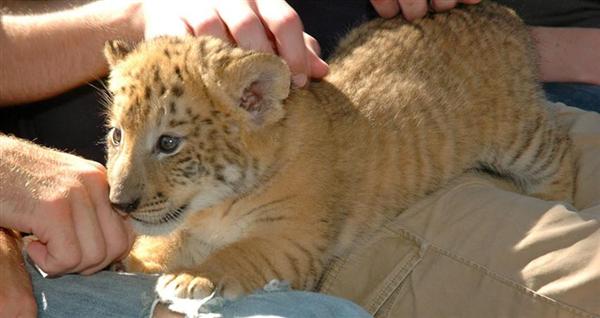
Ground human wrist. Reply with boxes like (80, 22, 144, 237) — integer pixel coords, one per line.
(0, 136, 37, 230)
(108, 0, 145, 44)
(77, 0, 145, 44)
(0, 0, 147, 105)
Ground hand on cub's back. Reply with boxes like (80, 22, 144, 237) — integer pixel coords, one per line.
(371, 0, 481, 21)
(142, 0, 329, 87)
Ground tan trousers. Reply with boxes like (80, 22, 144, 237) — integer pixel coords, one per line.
(320, 104, 600, 318)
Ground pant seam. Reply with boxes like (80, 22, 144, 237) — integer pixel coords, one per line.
(420, 235, 599, 318)
(365, 248, 423, 314)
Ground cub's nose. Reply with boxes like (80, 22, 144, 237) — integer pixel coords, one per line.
(110, 198, 141, 214)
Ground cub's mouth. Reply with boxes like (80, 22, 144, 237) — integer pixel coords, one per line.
(130, 204, 188, 226)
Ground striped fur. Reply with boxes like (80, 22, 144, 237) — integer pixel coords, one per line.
(104, 2, 575, 301)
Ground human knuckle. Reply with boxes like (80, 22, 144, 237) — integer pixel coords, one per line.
(45, 201, 73, 222)
(114, 237, 130, 256)
(229, 15, 258, 35)
(66, 180, 87, 197)
(43, 195, 68, 211)
(60, 251, 82, 269)
(86, 247, 107, 266)
(80, 167, 105, 184)
(106, 236, 128, 260)
(85, 159, 107, 173)
(271, 11, 301, 35)
(304, 33, 317, 45)
(195, 15, 222, 33)
(50, 241, 82, 269)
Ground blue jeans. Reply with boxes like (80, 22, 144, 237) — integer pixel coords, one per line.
(543, 83, 600, 113)
(27, 262, 372, 318)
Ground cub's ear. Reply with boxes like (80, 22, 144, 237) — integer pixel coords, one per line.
(205, 52, 291, 128)
(104, 40, 134, 67)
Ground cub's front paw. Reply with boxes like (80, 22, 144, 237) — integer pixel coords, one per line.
(156, 273, 215, 301)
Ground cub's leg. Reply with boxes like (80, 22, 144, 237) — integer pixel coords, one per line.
(122, 236, 174, 274)
(491, 113, 576, 203)
(156, 237, 325, 301)
(526, 139, 576, 202)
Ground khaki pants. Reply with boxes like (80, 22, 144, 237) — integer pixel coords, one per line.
(320, 104, 600, 318)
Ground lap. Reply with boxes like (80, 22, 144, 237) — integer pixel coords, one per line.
(27, 261, 371, 318)
(320, 103, 600, 317)
(28, 260, 158, 318)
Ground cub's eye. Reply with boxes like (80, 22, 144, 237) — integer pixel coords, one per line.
(111, 128, 122, 146)
(157, 135, 181, 154)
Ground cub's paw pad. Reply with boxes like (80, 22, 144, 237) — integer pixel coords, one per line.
(156, 273, 215, 301)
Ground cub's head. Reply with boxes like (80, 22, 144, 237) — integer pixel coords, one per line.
(103, 36, 291, 235)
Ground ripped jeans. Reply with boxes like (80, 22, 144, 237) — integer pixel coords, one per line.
(27, 261, 372, 318)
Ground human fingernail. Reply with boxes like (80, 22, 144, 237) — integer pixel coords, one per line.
(292, 74, 307, 87)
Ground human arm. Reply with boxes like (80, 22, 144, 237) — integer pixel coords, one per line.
(0, 135, 135, 275)
(0, 0, 144, 106)
(0, 134, 135, 316)
(530, 27, 600, 85)
(369, 2, 600, 85)
(0, 0, 328, 107)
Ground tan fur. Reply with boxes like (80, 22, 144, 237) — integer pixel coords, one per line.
(104, 2, 575, 300)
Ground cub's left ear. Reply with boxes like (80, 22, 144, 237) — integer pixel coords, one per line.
(104, 40, 135, 68)
(207, 53, 291, 128)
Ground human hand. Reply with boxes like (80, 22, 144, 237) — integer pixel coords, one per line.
(371, 0, 481, 21)
(0, 229, 37, 318)
(141, 0, 328, 87)
(0, 136, 135, 276)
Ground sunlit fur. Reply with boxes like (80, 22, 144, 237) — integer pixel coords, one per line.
(105, 2, 575, 301)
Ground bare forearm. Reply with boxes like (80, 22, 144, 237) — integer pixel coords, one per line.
(1, 0, 93, 14)
(0, 135, 41, 230)
(0, 0, 144, 106)
(531, 27, 600, 85)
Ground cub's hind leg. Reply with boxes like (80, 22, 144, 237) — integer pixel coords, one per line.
(496, 114, 576, 203)
(525, 135, 576, 203)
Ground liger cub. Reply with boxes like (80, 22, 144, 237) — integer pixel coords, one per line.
(104, 2, 575, 301)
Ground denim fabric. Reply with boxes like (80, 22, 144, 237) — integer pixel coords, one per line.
(543, 82, 600, 113)
(201, 290, 372, 318)
(28, 261, 159, 318)
(27, 261, 372, 318)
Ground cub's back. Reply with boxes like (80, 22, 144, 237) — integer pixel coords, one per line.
(326, 2, 541, 127)
(317, 1, 574, 203)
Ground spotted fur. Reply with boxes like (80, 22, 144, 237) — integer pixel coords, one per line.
(104, 2, 575, 301)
